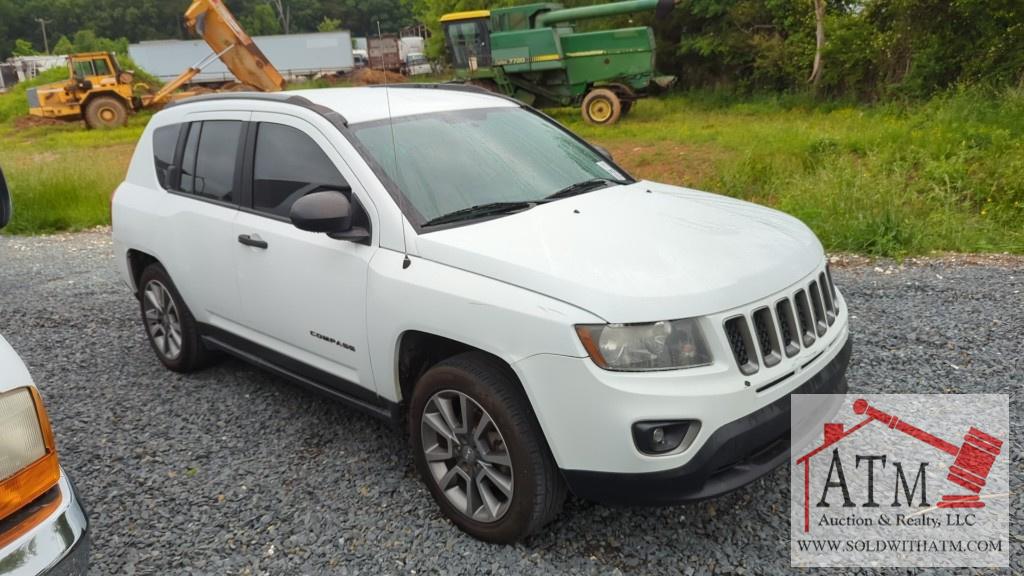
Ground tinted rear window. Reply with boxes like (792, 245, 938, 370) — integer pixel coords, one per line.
(152, 125, 180, 190)
(177, 121, 243, 204)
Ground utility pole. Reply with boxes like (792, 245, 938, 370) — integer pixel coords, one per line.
(34, 18, 53, 54)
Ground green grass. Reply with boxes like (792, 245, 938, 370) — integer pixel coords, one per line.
(1, 83, 1022, 255)
(0, 113, 149, 235)
(550, 86, 1024, 255)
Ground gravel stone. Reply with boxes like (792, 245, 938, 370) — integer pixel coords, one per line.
(0, 230, 1020, 575)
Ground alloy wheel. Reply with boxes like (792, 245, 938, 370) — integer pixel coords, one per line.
(143, 280, 183, 361)
(420, 390, 514, 523)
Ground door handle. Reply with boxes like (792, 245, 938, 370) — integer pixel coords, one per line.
(237, 234, 268, 249)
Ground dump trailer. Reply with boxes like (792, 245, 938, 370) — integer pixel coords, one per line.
(27, 0, 283, 128)
(368, 35, 403, 72)
(441, 0, 679, 124)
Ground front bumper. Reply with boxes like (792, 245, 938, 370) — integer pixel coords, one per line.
(0, 469, 90, 575)
(563, 338, 851, 505)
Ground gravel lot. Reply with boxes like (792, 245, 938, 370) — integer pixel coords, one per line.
(0, 229, 1020, 575)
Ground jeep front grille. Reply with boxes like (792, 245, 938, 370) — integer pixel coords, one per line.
(722, 263, 841, 376)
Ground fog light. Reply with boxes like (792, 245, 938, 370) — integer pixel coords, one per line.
(632, 420, 698, 455)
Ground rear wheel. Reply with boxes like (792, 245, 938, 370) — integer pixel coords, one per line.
(620, 99, 634, 116)
(409, 352, 566, 543)
(581, 88, 622, 125)
(138, 264, 215, 372)
(84, 96, 128, 129)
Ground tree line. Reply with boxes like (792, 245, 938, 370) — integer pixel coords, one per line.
(3, 0, 1022, 100)
(415, 0, 1023, 100)
(0, 0, 415, 56)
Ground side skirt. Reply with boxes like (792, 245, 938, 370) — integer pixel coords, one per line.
(198, 323, 400, 424)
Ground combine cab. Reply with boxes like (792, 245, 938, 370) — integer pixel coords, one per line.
(26, 0, 284, 129)
(441, 0, 678, 125)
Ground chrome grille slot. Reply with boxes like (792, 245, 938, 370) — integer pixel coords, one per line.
(826, 264, 839, 313)
(775, 299, 801, 357)
(819, 272, 836, 325)
(793, 289, 817, 347)
(752, 307, 782, 367)
(724, 316, 758, 375)
(808, 281, 828, 336)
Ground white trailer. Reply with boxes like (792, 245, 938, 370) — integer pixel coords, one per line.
(129, 31, 354, 85)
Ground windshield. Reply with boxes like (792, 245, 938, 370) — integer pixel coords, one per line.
(350, 107, 628, 225)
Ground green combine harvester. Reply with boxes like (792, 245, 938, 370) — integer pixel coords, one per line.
(441, 0, 678, 125)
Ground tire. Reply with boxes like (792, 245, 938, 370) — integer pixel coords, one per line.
(409, 352, 566, 543)
(581, 88, 622, 125)
(621, 99, 634, 116)
(138, 263, 215, 373)
(84, 96, 129, 129)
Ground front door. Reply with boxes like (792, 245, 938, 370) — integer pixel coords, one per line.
(232, 113, 378, 402)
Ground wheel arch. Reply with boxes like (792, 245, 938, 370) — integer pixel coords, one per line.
(126, 249, 160, 297)
(396, 330, 518, 408)
(396, 330, 570, 474)
(82, 90, 131, 111)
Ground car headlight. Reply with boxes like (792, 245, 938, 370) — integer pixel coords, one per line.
(0, 387, 60, 521)
(575, 318, 713, 371)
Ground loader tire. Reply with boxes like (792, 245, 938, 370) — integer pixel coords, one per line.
(84, 96, 129, 129)
(582, 88, 622, 125)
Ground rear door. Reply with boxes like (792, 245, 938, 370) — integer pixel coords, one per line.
(155, 112, 249, 326)
(231, 113, 379, 402)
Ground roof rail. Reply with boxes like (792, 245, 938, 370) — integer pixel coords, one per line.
(165, 92, 349, 127)
(367, 82, 523, 106)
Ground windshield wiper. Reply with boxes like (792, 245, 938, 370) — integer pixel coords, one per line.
(422, 201, 537, 227)
(544, 177, 621, 201)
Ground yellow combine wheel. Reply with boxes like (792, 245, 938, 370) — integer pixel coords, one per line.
(84, 95, 129, 129)
(581, 88, 623, 125)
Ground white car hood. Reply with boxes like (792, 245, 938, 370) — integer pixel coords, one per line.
(416, 181, 824, 323)
(0, 334, 33, 393)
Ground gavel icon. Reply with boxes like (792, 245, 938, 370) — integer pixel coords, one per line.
(853, 399, 1003, 509)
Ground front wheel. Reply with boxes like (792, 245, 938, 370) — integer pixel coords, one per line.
(84, 96, 128, 129)
(581, 88, 622, 125)
(409, 352, 566, 543)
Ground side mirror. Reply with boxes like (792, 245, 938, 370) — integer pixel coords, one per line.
(0, 165, 11, 230)
(592, 144, 613, 162)
(290, 190, 370, 243)
(291, 190, 352, 232)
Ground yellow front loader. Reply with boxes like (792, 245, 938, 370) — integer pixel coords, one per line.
(26, 0, 284, 129)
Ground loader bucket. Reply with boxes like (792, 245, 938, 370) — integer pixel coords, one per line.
(185, 0, 285, 92)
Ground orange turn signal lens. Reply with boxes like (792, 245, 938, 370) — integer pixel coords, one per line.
(0, 387, 60, 522)
(575, 325, 608, 368)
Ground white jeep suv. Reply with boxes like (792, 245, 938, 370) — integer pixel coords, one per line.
(111, 86, 851, 543)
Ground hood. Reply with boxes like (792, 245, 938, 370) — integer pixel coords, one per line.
(0, 334, 34, 394)
(415, 182, 824, 323)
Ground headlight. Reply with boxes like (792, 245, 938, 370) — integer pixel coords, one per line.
(575, 318, 713, 371)
(0, 387, 60, 522)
